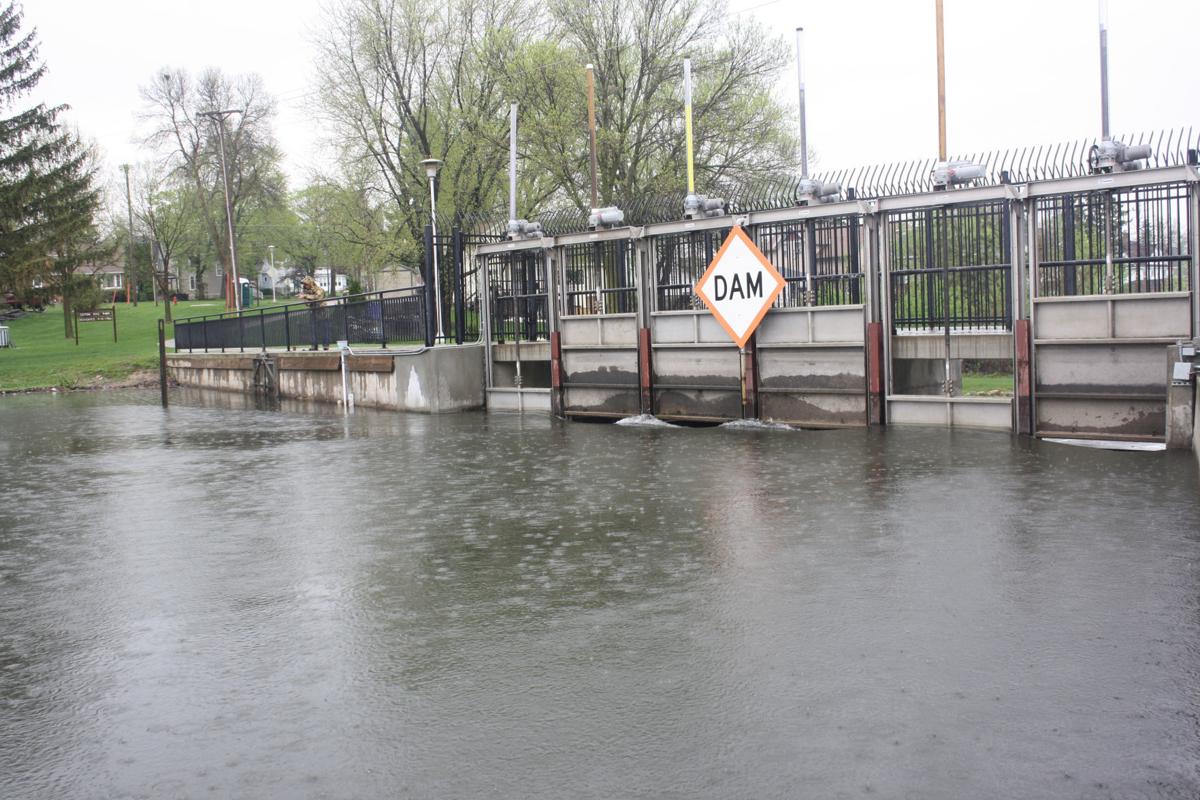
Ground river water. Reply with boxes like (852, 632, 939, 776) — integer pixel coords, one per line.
(1, 389, 1198, 799)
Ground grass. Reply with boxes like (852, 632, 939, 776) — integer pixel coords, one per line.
(961, 372, 1013, 396)
(0, 300, 225, 392)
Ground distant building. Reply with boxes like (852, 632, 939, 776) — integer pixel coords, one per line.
(315, 268, 349, 295)
(73, 262, 124, 294)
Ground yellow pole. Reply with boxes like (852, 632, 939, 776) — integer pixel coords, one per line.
(684, 58, 695, 194)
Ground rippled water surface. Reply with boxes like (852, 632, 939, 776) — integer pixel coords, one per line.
(1, 389, 1199, 799)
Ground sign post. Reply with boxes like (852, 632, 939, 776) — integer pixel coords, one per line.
(74, 306, 118, 346)
(694, 226, 785, 419)
(693, 226, 785, 348)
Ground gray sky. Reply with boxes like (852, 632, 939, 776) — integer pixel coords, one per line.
(31, 0, 1200, 187)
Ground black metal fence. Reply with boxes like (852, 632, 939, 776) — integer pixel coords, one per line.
(425, 227, 497, 343)
(653, 228, 730, 311)
(887, 202, 1012, 332)
(562, 239, 637, 315)
(751, 218, 864, 308)
(486, 250, 550, 342)
(173, 287, 428, 352)
(1035, 183, 1192, 296)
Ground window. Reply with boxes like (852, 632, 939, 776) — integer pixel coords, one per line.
(189, 275, 197, 291)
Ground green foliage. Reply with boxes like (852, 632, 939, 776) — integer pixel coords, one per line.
(65, 275, 101, 311)
(0, 2, 104, 310)
(317, 0, 799, 234)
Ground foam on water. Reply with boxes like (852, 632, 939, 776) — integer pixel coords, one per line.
(614, 414, 680, 428)
(719, 418, 794, 432)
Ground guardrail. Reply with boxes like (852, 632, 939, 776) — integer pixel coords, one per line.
(173, 287, 428, 352)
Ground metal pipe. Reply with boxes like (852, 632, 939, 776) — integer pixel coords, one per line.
(684, 58, 695, 194)
(795, 28, 808, 178)
(509, 102, 518, 222)
(1099, 0, 1110, 139)
(935, 0, 946, 161)
(586, 64, 599, 209)
(428, 174, 443, 339)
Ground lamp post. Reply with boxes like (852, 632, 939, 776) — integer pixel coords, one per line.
(200, 109, 244, 312)
(268, 245, 276, 302)
(420, 157, 444, 340)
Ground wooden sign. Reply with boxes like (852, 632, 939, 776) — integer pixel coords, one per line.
(74, 306, 117, 345)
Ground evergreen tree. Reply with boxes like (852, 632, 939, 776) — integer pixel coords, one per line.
(0, 2, 103, 336)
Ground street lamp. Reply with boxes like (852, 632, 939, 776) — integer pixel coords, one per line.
(420, 157, 444, 340)
(268, 245, 276, 302)
(200, 109, 244, 312)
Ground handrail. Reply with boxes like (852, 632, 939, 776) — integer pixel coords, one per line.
(173, 286, 425, 325)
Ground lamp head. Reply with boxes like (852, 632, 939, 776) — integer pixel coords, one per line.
(420, 158, 443, 179)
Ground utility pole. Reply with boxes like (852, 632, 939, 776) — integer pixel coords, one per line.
(200, 109, 244, 312)
(122, 164, 136, 306)
(935, 0, 946, 161)
(268, 245, 276, 302)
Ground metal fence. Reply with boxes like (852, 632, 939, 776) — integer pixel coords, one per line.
(425, 227, 497, 343)
(173, 287, 428, 352)
(887, 201, 1012, 332)
(561, 239, 637, 315)
(487, 250, 550, 342)
(751, 217, 864, 308)
(653, 228, 730, 311)
(1035, 182, 1192, 296)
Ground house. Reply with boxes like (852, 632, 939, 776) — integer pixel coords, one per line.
(74, 262, 125, 294)
(315, 268, 349, 295)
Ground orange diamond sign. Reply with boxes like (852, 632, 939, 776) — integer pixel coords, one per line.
(694, 225, 786, 348)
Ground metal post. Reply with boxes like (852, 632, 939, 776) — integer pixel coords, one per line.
(683, 58, 695, 194)
(1104, 191, 1114, 293)
(509, 102, 518, 222)
(423, 224, 436, 347)
(428, 177, 443, 340)
(122, 164, 136, 306)
(795, 28, 809, 178)
(935, 0, 947, 161)
(259, 308, 266, 350)
(284, 305, 291, 351)
(586, 64, 599, 210)
(453, 228, 466, 344)
(158, 318, 168, 408)
(1099, 0, 1110, 139)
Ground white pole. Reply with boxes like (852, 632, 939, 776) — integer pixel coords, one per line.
(796, 27, 808, 178)
(268, 245, 276, 302)
(509, 102, 518, 222)
(1098, 0, 1110, 139)
(429, 174, 443, 340)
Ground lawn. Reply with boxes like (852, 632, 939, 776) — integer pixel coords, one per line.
(961, 371, 1014, 396)
(0, 300, 226, 391)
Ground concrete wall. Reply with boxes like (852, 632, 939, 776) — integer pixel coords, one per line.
(168, 345, 485, 413)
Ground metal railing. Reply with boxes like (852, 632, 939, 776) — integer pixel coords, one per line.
(890, 264, 1012, 332)
(485, 250, 550, 343)
(561, 239, 637, 315)
(1035, 183, 1192, 296)
(173, 287, 427, 352)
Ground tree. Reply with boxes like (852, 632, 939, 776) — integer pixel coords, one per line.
(502, 0, 798, 211)
(0, 1, 104, 329)
(317, 0, 536, 245)
(316, 0, 799, 232)
(140, 68, 286, 309)
(131, 164, 195, 323)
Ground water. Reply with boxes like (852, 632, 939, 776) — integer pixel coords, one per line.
(1, 389, 1199, 799)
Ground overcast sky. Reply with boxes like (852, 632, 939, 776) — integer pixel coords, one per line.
(30, 0, 1200, 188)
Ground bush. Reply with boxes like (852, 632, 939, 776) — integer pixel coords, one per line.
(346, 279, 364, 296)
(68, 276, 103, 311)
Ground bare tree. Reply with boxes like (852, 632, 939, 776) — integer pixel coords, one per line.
(315, 0, 529, 243)
(130, 164, 196, 323)
(140, 68, 285, 307)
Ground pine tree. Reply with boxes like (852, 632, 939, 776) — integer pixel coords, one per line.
(0, 2, 103, 336)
